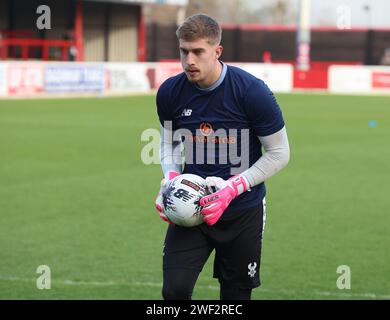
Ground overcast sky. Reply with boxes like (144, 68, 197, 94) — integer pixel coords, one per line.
(247, 0, 390, 27)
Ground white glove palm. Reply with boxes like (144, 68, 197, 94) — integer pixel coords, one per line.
(204, 176, 226, 193)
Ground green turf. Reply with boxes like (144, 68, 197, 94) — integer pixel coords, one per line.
(0, 93, 389, 300)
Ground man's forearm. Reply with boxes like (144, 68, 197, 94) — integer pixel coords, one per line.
(241, 126, 290, 188)
(160, 125, 182, 177)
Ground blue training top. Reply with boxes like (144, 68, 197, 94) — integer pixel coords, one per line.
(157, 62, 285, 216)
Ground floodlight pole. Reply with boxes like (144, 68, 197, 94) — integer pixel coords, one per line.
(176, 5, 186, 26)
(75, 0, 84, 61)
(138, 5, 146, 62)
(296, 0, 311, 71)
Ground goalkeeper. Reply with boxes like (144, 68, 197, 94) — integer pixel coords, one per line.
(155, 14, 290, 300)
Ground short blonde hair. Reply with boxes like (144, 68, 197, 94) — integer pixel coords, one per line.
(176, 14, 222, 45)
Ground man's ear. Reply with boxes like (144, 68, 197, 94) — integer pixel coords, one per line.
(216, 45, 223, 59)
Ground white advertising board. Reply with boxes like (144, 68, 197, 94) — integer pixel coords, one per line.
(0, 64, 6, 96)
(231, 63, 293, 93)
(105, 63, 151, 93)
(329, 65, 390, 94)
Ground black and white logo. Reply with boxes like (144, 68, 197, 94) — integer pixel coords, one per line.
(181, 109, 192, 117)
(173, 189, 194, 202)
(248, 262, 257, 278)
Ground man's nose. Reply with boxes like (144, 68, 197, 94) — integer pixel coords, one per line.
(185, 52, 195, 65)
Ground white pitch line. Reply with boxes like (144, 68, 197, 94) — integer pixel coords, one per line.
(0, 276, 389, 300)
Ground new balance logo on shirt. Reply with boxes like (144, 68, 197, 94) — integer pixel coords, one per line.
(181, 109, 192, 117)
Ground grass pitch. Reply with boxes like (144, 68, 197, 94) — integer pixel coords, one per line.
(0, 93, 389, 300)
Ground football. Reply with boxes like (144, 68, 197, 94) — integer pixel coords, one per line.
(162, 174, 208, 227)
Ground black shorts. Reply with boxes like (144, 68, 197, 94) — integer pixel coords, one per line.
(163, 200, 266, 289)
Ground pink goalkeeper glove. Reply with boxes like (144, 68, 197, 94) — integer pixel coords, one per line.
(199, 175, 249, 226)
(155, 171, 180, 224)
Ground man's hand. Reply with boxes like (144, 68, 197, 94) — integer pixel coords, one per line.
(200, 175, 249, 226)
(155, 171, 180, 224)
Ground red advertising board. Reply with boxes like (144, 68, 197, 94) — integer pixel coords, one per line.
(372, 71, 390, 89)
